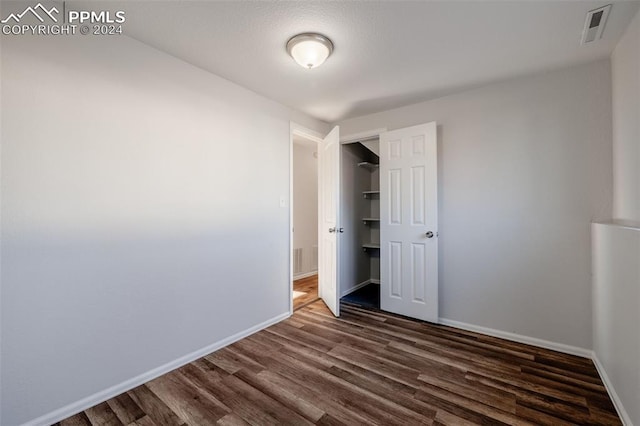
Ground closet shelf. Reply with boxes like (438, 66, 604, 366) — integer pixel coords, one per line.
(357, 162, 379, 171)
(363, 218, 380, 225)
(362, 243, 380, 252)
(363, 190, 380, 199)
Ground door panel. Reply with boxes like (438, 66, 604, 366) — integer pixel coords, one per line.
(318, 126, 340, 316)
(389, 169, 402, 224)
(411, 243, 426, 302)
(380, 122, 438, 322)
(389, 241, 402, 298)
(411, 166, 425, 225)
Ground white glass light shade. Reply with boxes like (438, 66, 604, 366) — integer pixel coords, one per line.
(287, 33, 334, 69)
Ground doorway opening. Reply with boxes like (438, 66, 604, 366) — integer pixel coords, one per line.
(290, 123, 341, 316)
(291, 127, 322, 312)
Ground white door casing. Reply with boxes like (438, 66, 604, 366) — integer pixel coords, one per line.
(318, 126, 340, 316)
(380, 122, 438, 322)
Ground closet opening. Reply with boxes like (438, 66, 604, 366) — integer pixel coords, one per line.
(339, 138, 381, 310)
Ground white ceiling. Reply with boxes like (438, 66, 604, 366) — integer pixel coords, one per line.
(114, 1, 639, 123)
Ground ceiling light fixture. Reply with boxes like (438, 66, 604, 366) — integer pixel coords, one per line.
(286, 33, 334, 69)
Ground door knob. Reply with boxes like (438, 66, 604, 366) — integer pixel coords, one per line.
(338, 228, 344, 233)
(425, 231, 434, 238)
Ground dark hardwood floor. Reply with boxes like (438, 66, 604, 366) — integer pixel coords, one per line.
(293, 274, 319, 311)
(57, 301, 621, 425)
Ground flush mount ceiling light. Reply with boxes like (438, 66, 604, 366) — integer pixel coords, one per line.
(286, 33, 334, 69)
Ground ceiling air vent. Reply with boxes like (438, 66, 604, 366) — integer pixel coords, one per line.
(581, 4, 612, 44)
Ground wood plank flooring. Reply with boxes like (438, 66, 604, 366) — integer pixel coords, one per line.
(293, 275, 319, 311)
(57, 301, 621, 425)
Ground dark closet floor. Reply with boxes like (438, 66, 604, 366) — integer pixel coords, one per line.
(341, 283, 380, 309)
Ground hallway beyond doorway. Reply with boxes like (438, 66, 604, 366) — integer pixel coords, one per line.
(293, 275, 319, 311)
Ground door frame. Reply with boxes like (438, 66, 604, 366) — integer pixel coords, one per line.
(289, 122, 324, 315)
(340, 128, 388, 145)
(338, 127, 386, 302)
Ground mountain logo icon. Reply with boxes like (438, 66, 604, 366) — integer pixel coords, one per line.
(1, 3, 59, 24)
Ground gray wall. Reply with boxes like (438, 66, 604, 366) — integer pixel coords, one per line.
(0, 35, 326, 425)
(338, 60, 613, 350)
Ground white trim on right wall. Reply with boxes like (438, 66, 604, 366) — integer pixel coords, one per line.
(592, 352, 633, 426)
(438, 318, 592, 358)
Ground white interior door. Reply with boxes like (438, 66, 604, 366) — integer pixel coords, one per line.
(318, 126, 340, 316)
(380, 122, 438, 322)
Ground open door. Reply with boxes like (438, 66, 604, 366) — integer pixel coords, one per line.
(318, 126, 340, 316)
(380, 122, 438, 322)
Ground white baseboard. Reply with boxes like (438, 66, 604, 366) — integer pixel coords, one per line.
(293, 271, 318, 280)
(341, 279, 373, 297)
(591, 352, 632, 426)
(438, 318, 592, 358)
(369, 279, 380, 285)
(22, 312, 291, 426)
